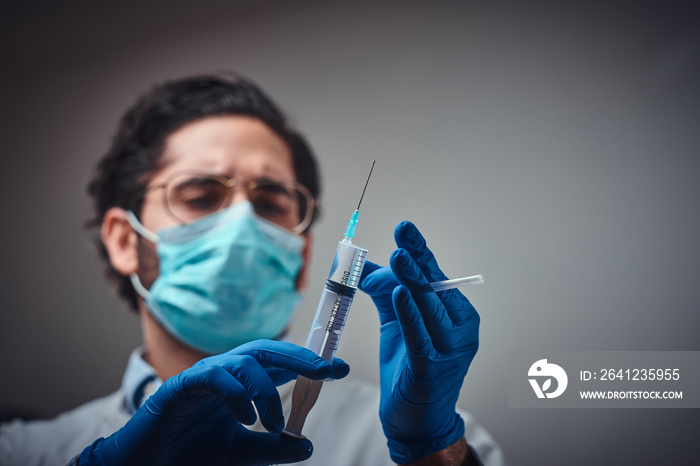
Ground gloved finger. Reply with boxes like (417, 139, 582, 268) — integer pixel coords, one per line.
(329, 356, 351, 380)
(265, 367, 296, 386)
(265, 356, 349, 386)
(233, 340, 334, 380)
(358, 259, 400, 325)
(177, 365, 257, 425)
(437, 286, 480, 325)
(391, 285, 435, 360)
(223, 355, 285, 433)
(359, 259, 384, 283)
(230, 428, 314, 465)
(394, 221, 480, 325)
(390, 248, 454, 345)
(394, 221, 448, 283)
(359, 260, 399, 294)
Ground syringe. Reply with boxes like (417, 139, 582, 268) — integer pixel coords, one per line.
(283, 161, 375, 439)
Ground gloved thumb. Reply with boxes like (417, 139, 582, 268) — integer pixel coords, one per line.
(359, 259, 399, 324)
(230, 429, 314, 465)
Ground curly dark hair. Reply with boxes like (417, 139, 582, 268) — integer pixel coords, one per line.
(86, 74, 321, 311)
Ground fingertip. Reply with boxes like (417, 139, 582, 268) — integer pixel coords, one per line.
(245, 408, 258, 426)
(360, 259, 382, 281)
(389, 248, 408, 267)
(233, 430, 313, 464)
(393, 220, 415, 239)
(358, 260, 382, 293)
(390, 285, 432, 350)
(394, 220, 421, 247)
(358, 262, 398, 296)
(227, 398, 257, 426)
(257, 399, 285, 433)
(277, 434, 314, 461)
(255, 404, 286, 434)
(391, 285, 418, 323)
(270, 414, 285, 433)
(390, 248, 423, 284)
(330, 357, 351, 379)
(392, 283, 411, 305)
(293, 437, 314, 461)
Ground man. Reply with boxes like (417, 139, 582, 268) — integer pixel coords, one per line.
(0, 74, 505, 465)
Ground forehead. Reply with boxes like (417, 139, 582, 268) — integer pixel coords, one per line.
(152, 115, 294, 183)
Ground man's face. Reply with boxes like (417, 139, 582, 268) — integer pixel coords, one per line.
(135, 115, 309, 288)
(140, 115, 297, 232)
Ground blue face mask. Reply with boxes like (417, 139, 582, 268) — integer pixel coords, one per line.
(126, 201, 304, 355)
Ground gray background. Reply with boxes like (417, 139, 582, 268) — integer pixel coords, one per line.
(1, 1, 699, 465)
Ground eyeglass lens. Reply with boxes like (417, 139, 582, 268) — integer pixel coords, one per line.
(165, 174, 308, 230)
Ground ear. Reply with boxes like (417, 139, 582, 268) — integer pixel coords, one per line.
(295, 232, 313, 291)
(101, 207, 139, 276)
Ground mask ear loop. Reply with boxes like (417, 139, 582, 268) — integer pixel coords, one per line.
(130, 274, 151, 300)
(125, 210, 158, 299)
(125, 211, 159, 243)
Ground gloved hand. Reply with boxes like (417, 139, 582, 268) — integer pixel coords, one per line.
(359, 221, 480, 465)
(79, 340, 350, 466)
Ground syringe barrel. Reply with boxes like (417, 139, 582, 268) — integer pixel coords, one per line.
(304, 240, 367, 361)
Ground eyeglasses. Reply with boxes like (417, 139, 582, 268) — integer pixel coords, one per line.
(146, 171, 316, 233)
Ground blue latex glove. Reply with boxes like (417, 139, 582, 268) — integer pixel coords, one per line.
(359, 221, 480, 465)
(79, 340, 350, 466)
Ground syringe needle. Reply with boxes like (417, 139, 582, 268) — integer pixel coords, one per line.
(356, 160, 376, 211)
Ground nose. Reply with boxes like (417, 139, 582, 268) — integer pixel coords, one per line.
(229, 189, 251, 206)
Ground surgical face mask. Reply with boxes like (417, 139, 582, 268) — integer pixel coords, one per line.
(126, 201, 304, 355)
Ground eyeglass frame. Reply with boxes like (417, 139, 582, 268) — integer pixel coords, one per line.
(142, 170, 317, 234)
